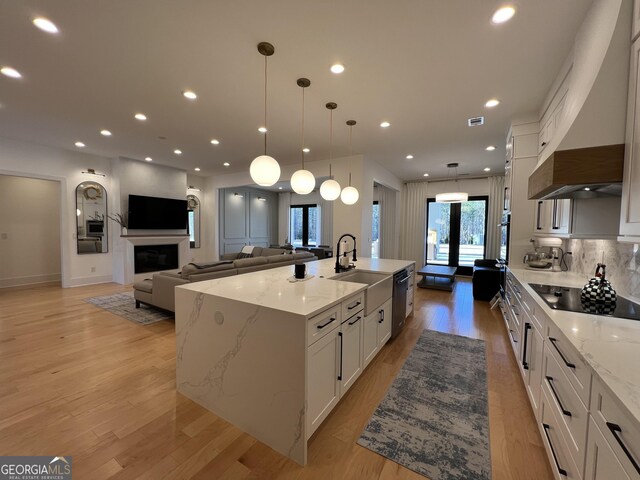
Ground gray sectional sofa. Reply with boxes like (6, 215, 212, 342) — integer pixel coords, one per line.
(132, 247, 317, 313)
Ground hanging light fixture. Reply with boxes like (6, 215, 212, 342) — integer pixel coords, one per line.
(320, 102, 341, 201)
(249, 42, 281, 187)
(290, 78, 315, 194)
(435, 163, 469, 203)
(340, 120, 359, 205)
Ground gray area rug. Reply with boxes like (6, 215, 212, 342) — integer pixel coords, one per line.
(85, 292, 173, 325)
(358, 329, 491, 480)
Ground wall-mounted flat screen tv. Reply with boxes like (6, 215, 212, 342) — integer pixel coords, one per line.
(128, 194, 188, 229)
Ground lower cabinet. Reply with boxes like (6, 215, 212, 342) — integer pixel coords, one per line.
(362, 298, 392, 369)
(584, 417, 632, 480)
(307, 327, 341, 436)
(522, 321, 544, 418)
(340, 310, 364, 393)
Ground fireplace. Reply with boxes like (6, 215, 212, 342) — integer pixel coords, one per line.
(134, 244, 179, 274)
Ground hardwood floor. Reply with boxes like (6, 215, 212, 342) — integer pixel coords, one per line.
(0, 279, 553, 479)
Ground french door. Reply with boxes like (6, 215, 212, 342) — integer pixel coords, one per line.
(426, 196, 488, 275)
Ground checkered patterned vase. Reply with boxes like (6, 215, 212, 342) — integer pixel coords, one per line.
(580, 278, 617, 305)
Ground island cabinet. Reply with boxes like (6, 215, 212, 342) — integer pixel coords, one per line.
(362, 298, 393, 368)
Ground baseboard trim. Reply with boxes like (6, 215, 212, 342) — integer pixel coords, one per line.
(0, 273, 61, 289)
(67, 275, 114, 288)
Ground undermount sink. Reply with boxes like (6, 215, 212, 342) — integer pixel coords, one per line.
(331, 271, 392, 316)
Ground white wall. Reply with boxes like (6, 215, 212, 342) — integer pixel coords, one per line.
(0, 175, 62, 287)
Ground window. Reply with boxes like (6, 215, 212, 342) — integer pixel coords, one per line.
(371, 201, 380, 258)
(290, 204, 318, 246)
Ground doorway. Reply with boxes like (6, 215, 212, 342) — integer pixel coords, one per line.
(426, 196, 488, 275)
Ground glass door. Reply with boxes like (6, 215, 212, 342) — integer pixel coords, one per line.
(426, 196, 488, 275)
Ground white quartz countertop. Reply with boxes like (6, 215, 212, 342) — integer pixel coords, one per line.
(509, 267, 640, 424)
(179, 257, 414, 318)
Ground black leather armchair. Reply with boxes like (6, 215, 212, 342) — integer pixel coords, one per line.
(472, 259, 500, 301)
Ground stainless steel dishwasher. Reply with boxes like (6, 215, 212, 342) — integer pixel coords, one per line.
(391, 269, 409, 338)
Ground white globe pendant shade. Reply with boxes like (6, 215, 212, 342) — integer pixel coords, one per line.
(320, 179, 341, 200)
(250, 155, 281, 186)
(290, 169, 316, 194)
(435, 192, 468, 203)
(341, 186, 359, 205)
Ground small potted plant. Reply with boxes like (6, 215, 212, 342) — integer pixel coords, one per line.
(107, 213, 128, 235)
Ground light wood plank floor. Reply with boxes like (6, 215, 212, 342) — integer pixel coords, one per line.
(0, 278, 553, 479)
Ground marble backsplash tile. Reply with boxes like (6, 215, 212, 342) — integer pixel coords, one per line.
(566, 239, 640, 300)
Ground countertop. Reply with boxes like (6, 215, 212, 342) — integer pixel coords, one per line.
(508, 267, 640, 424)
(179, 257, 414, 318)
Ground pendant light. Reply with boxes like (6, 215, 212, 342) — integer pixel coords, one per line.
(435, 163, 468, 203)
(249, 42, 281, 187)
(320, 102, 341, 201)
(290, 78, 315, 194)
(340, 120, 359, 205)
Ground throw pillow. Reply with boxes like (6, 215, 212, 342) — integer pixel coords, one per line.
(237, 252, 253, 259)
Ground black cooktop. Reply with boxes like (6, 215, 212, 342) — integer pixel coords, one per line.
(528, 283, 640, 321)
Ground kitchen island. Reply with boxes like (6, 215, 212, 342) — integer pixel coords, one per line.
(175, 257, 415, 465)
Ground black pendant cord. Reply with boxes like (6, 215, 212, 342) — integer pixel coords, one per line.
(263, 54, 268, 156)
(329, 108, 333, 176)
(347, 120, 356, 186)
(301, 86, 305, 169)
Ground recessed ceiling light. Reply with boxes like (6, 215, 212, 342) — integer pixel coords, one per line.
(210, 139, 220, 145)
(145, 157, 153, 162)
(194, 167, 201, 172)
(584, 187, 591, 191)
(223, 162, 230, 167)
(302, 148, 310, 153)
(258, 126, 267, 133)
(406, 155, 414, 160)
(484, 167, 491, 172)
(100, 129, 112, 136)
(278, 187, 283, 190)
(330, 64, 345, 74)
(485, 98, 500, 108)
(485, 145, 496, 151)
(74, 141, 85, 148)
(380, 121, 391, 128)
(423, 173, 429, 177)
(174, 149, 182, 155)
(492, 6, 516, 24)
(32, 17, 59, 34)
(1, 66, 22, 79)
(182, 90, 197, 100)
(134, 113, 147, 121)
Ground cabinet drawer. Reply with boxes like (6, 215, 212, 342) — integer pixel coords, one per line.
(546, 321, 592, 407)
(543, 345, 589, 476)
(584, 417, 634, 480)
(590, 376, 640, 478)
(540, 387, 582, 480)
(342, 293, 364, 320)
(308, 306, 341, 346)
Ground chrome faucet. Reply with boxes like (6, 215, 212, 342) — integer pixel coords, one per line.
(335, 234, 357, 273)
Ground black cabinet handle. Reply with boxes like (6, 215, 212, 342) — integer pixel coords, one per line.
(522, 323, 531, 370)
(347, 301, 361, 310)
(317, 317, 336, 329)
(548, 337, 576, 369)
(337, 332, 343, 381)
(536, 201, 543, 230)
(543, 423, 568, 476)
(504, 186, 509, 211)
(378, 309, 384, 324)
(606, 422, 640, 475)
(541, 141, 547, 147)
(348, 315, 361, 326)
(546, 376, 572, 417)
(509, 329, 518, 343)
(552, 199, 559, 229)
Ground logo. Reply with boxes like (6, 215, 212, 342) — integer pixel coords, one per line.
(0, 456, 72, 480)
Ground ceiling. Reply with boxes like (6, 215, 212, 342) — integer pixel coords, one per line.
(0, 0, 593, 181)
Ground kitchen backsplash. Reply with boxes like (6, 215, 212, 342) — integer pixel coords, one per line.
(566, 239, 640, 299)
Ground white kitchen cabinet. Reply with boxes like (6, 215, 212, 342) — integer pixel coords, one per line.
(378, 298, 393, 346)
(584, 417, 633, 480)
(340, 311, 363, 394)
(307, 325, 341, 436)
(504, 135, 514, 213)
(534, 199, 571, 236)
(362, 297, 392, 369)
(523, 321, 545, 418)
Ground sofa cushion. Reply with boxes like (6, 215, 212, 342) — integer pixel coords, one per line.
(241, 245, 255, 255)
(237, 252, 253, 259)
(133, 279, 153, 294)
(292, 252, 314, 261)
(181, 261, 235, 276)
(262, 247, 287, 257)
(268, 254, 294, 264)
(233, 257, 268, 269)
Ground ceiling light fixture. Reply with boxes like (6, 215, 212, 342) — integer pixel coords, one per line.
(249, 42, 281, 187)
(234, 192, 244, 198)
(485, 98, 500, 108)
(182, 90, 197, 100)
(210, 139, 220, 145)
(320, 102, 341, 201)
(174, 149, 182, 155)
(380, 121, 390, 128)
(406, 155, 414, 160)
(341, 120, 360, 205)
(145, 157, 153, 162)
(74, 141, 85, 148)
(278, 187, 283, 190)
(290, 78, 315, 195)
(423, 173, 429, 177)
(435, 163, 468, 203)
(100, 129, 112, 136)
(33, 17, 59, 34)
(223, 162, 230, 167)
(303, 148, 310, 153)
(330, 64, 345, 74)
(484, 167, 491, 172)
(1, 66, 22, 78)
(134, 113, 147, 121)
(194, 167, 201, 172)
(485, 145, 496, 151)
(82, 168, 105, 177)
(492, 5, 516, 24)
(257, 197, 267, 202)
(258, 126, 267, 133)
(188, 185, 201, 191)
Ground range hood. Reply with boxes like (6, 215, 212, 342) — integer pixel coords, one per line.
(528, 144, 624, 200)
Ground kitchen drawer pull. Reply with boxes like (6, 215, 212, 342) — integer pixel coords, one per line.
(606, 422, 640, 475)
(347, 301, 362, 310)
(317, 317, 336, 329)
(546, 376, 572, 417)
(512, 305, 520, 316)
(348, 315, 361, 326)
(338, 332, 343, 381)
(543, 423, 568, 476)
(522, 323, 531, 370)
(548, 337, 576, 369)
(509, 329, 518, 343)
